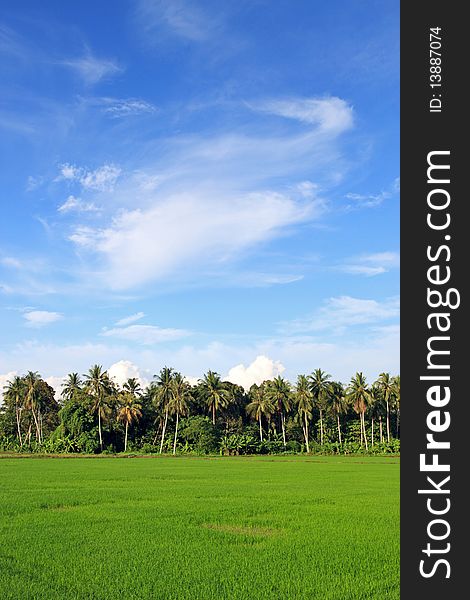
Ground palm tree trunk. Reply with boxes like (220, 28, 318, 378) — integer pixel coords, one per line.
(32, 406, 41, 443)
(359, 415, 363, 446)
(124, 421, 128, 452)
(259, 414, 263, 441)
(379, 416, 383, 444)
(362, 411, 368, 451)
(304, 413, 310, 453)
(212, 404, 216, 425)
(281, 412, 286, 447)
(160, 409, 168, 454)
(337, 415, 342, 445)
(371, 417, 374, 446)
(98, 409, 103, 451)
(386, 399, 390, 442)
(16, 407, 23, 447)
(26, 422, 32, 445)
(152, 419, 162, 445)
(396, 409, 400, 438)
(39, 408, 43, 444)
(173, 412, 179, 455)
(320, 409, 324, 445)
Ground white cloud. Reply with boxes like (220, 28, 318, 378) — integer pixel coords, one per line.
(136, 0, 220, 42)
(252, 97, 354, 134)
(44, 375, 66, 400)
(1, 256, 22, 268)
(54, 92, 355, 291)
(340, 251, 399, 277)
(225, 355, 285, 390)
(58, 163, 121, 192)
(69, 190, 314, 289)
(23, 310, 63, 328)
(0, 371, 18, 404)
(58, 195, 99, 213)
(25, 175, 44, 192)
(345, 178, 400, 209)
(102, 98, 157, 118)
(0, 322, 399, 395)
(283, 295, 399, 335)
(115, 312, 145, 326)
(101, 324, 190, 345)
(108, 360, 149, 390)
(59, 53, 122, 85)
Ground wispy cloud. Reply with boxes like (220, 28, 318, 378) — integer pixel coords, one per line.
(251, 97, 354, 134)
(345, 178, 399, 209)
(58, 51, 122, 85)
(23, 310, 63, 328)
(58, 195, 99, 213)
(339, 251, 399, 277)
(69, 190, 314, 290)
(114, 312, 145, 326)
(281, 295, 399, 335)
(100, 98, 157, 118)
(136, 0, 222, 42)
(101, 323, 190, 344)
(57, 93, 353, 291)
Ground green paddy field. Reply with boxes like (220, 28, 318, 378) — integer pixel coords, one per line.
(0, 455, 399, 599)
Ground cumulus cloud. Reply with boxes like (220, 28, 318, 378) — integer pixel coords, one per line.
(101, 324, 190, 345)
(0, 371, 18, 404)
(108, 360, 149, 390)
(23, 310, 63, 328)
(225, 355, 285, 390)
(44, 375, 66, 400)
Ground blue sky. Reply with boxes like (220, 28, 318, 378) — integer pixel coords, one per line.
(0, 0, 399, 393)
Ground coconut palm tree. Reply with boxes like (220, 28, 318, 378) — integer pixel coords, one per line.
(309, 369, 332, 445)
(123, 378, 142, 397)
(376, 372, 393, 443)
(83, 365, 111, 451)
(347, 372, 371, 451)
(3, 375, 26, 446)
(198, 370, 229, 425)
(61, 373, 82, 402)
(266, 376, 291, 447)
(117, 392, 142, 452)
(329, 381, 348, 445)
(246, 384, 275, 442)
(153, 367, 175, 454)
(295, 375, 313, 453)
(169, 373, 191, 455)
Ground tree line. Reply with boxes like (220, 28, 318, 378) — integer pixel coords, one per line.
(0, 366, 400, 455)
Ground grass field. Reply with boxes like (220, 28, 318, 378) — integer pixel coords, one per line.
(0, 455, 399, 599)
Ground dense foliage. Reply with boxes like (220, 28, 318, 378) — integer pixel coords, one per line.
(1, 366, 400, 455)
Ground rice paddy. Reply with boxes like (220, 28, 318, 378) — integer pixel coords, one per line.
(0, 455, 399, 599)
